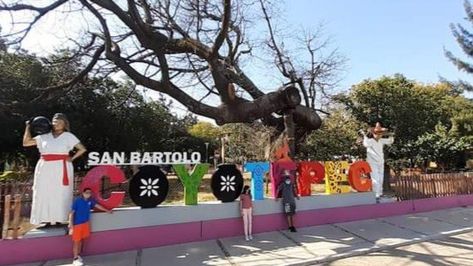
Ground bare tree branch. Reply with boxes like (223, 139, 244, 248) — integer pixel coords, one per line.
(0, 0, 339, 140)
(33, 44, 105, 102)
(212, 0, 231, 57)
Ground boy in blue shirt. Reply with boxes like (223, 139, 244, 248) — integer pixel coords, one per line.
(68, 188, 112, 266)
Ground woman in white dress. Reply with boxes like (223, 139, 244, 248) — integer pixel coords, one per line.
(23, 113, 87, 226)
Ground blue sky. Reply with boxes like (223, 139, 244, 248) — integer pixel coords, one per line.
(283, 0, 473, 92)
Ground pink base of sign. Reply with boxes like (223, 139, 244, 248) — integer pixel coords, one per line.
(2, 195, 473, 265)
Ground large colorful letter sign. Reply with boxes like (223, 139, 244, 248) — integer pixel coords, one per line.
(325, 161, 351, 194)
(129, 166, 169, 208)
(297, 161, 325, 196)
(211, 164, 244, 202)
(80, 165, 126, 210)
(173, 164, 209, 205)
(348, 161, 372, 192)
(244, 162, 270, 200)
(270, 161, 297, 198)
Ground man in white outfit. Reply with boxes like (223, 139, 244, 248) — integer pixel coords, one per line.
(360, 122, 394, 202)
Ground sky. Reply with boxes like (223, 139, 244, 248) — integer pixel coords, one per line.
(0, 0, 472, 117)
(283, 0, 473, 93)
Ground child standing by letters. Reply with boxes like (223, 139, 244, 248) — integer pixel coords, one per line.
(69, 188, 112, 266)
(240, 185, 253, 241)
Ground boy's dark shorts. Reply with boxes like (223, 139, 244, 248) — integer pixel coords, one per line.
(283, 202, 296, 216)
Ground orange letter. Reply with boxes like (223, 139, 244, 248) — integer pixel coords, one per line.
(348, 161, 372, 192)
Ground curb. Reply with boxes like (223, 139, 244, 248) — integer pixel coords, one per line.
(287, 226, 473, 266)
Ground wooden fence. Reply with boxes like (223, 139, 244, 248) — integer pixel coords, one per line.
(0, 176, 88, 239)
(0, 180, 33, 239)
(392, 172, 473, 200)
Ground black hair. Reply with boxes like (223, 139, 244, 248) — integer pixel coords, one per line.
(242, 185, 251, 197)
(82, 187, 92, 193)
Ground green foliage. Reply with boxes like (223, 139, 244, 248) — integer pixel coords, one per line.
(415, 124, 473, 170)
(0, 171, 18, 181)
(0, 50, 207, 169)
(220, 123, 275, 163)
(336, 75, 462, 161)
(0, 27, 6, 51)
(445, 0, 473, 92)
(0, 171, 29, 181)
(298, 107, 365, 161)
(188, 121, 221, 145)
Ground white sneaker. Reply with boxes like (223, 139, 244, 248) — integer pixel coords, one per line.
(249, 235, 253, 240)
(245, 236, 250, 241)
(77, 256, 83, 263)
(73, 258, 84, 266)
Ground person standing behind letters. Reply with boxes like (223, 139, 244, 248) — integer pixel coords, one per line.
(276, 170, 300, 232)
(360, 122, 394, 203)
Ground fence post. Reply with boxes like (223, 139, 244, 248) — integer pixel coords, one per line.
(0, 186, 3, 238)
(2, 195, 11, 239)
(12, 194, 21, 239)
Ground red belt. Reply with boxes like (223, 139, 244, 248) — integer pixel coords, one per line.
(41, 154, 70, 186)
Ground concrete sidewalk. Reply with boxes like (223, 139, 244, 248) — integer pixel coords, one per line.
(13, 206, 473, 266)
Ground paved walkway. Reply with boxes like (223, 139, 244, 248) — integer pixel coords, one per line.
(13, 206, 473, 266)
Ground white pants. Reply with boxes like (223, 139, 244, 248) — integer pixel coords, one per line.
(369, 162, 384, 198)
(242, 208, 252, 237)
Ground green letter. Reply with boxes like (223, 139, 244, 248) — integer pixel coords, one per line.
(173, 164, 209, 205)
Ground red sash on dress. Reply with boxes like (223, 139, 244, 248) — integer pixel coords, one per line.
(41, 154, 70, 186)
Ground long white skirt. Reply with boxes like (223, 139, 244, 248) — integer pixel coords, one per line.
(30, 159, 74, 225)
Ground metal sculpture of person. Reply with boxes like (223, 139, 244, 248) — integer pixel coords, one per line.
(23, 113, 87, 226)
(359, 122, 394, 203)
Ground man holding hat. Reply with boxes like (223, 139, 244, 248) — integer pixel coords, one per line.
(360, 122, 394, 202)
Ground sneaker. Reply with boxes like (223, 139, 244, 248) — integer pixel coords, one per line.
(249, 235, 253, 240)
(245, 236, 250, 241)
(376, 197, 380, 204)
(77, 256, 83, 263)
(292, 227, 297, 232)
(72, 258, 84, 266)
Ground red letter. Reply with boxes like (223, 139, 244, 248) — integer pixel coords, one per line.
(80, 165, 126, 209)
(297, 161, 325, 196)
(270, 161, 297, 198)
(348, 161, 372, 192)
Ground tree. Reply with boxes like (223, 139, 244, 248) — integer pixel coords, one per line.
(445, 0, 473, 92)
(336, 74, 473, 171)
(188, 122, 221, 142)
(415, 124, 473, 170)
(0, 50, 52, 166)
(0, 27, 6, 51)
(298, 107, 365, 161)
(336, 75, 454, 162)
(220, 122, 275, 163)
(0, 0, 344, 155)
(0, 49, 206, 169)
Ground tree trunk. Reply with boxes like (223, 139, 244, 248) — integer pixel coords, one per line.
(284, 109, 296, 158)
(383, 163, 391, 192)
